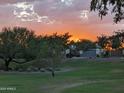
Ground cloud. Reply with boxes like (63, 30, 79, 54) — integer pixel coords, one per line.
(0, 0, 40, 5)
(0, 0, 113, 25)
(80, 10, 89, 20)
(60, 0, 74, 6)
(13, 2, 55, 24)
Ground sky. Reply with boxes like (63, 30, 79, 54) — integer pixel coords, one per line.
(0, 0, 124, 41)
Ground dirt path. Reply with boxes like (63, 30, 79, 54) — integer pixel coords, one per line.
(41, 80, 117, 93)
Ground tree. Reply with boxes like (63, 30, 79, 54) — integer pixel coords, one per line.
(76, 39, 96, 51)
(110, 30, 124, 49)
(114, 30, 124, 44)
(91, 0, 124, 23)
(97, 35, 109, 48)
(97, 30, 124, 49)
(37, 33, 71, 76)
(38, 32, 71, 65)
(110, 35, 121, 49)
(0, 27, 37, 71)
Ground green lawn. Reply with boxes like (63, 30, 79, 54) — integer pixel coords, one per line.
(0, 58, 124, 93)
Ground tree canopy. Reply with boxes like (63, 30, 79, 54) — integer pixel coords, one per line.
(97, 30, 124, 49)
(0, 27, 71, 71)
(37, 33, 71, 69)
(75, 39, 96, 51)
(0, 27, 37, 70)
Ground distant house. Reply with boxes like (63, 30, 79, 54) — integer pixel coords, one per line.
(80, 49, 98, 57)
(66, 47, 124, 58)
(66, 48, 106, 58)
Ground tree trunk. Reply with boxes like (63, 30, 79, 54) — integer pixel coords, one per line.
(5, 61, 10, 71)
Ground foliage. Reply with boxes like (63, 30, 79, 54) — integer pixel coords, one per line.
(97, 30, 124, 49)
(37, 33, 71, 69)
(91, 0, 124, 23)
(76, 39, 96, 51)
(110, 30, 124, 48)
(0, 26, 71, 71)
(97, 35, 109, 48)
(0, 27, 37, 70)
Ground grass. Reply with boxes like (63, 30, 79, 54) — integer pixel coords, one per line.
(62, 80, 124, 93)
(0, 58, 124, 93)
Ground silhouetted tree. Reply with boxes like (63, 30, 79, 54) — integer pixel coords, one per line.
(110, 35, 121, 49)
(110, 30, 124, 49)
(97, 35, 109, 48)
(97, 30, 124, 49)
(76, 39, 96, 51)
(91, 0, 124, 23)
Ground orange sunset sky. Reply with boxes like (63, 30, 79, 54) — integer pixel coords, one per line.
(0, 0, 124, 41)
